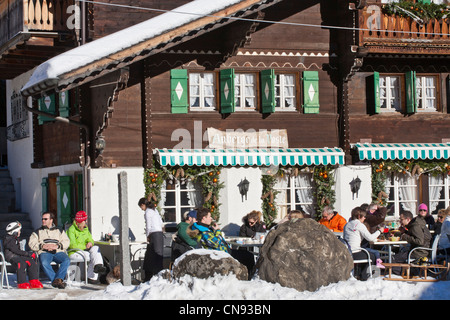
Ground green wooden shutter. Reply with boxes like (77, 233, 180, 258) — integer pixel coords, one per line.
(59, 91, 70, 118)
(302, 71, 320, 114)
(220, 69, 235, 114)
(261, 69, 275, 113)
(41, 178, 49, 213)
(405, 70, 417, 114)
(418, 0, 431, 3)
(56, 176, 73, 227)
(368, 72, 380, 114)
(38, 94, 56, 124)
(170, 69, 188, 114)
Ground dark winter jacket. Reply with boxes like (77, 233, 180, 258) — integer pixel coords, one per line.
(401, 215, 432, 259)
(2, 234, 33, 262)
(239, 218, 266, 238)
(364, 206, 387, 234)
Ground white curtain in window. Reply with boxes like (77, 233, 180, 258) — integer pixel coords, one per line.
(275, 176, 289, 217)
(284, 75, 295, 108)
(158, 180, 168, 217)
(294, 173, 314, 216)
(244, 74, 255, 107)
(398, 174, 417, 213)
(429, 174, 444, 213)
(425, 76, 435, 109)
(186, 179, 203, 208)
(203, 73, 214, 108)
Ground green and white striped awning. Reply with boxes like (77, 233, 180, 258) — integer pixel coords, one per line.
(154, 148, 345, 167)
(355, 143, 450, 161)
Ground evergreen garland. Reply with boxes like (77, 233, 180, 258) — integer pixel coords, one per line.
(371, 159, 450, 205)
(144, 165, 224, 221)
(382, 1, 450, 22)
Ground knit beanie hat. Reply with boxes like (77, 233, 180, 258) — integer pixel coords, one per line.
(75, 210, 88, 223)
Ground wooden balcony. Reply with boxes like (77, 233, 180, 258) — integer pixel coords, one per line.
(0, 0, 78, 79)
(357, 3, 450, 55)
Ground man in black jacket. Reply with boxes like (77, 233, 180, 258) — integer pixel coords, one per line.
(392, 211, 432, 274)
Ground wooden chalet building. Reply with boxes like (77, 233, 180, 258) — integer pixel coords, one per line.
(3, 0, 450, 241)
(343, 0, 450, 220)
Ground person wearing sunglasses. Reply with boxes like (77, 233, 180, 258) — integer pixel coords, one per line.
(28, 212, 71, 289)
(417, 203, 435, 231)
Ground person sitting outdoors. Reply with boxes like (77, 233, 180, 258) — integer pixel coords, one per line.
(3, 221, 43, 289)
(343, 207, 385, 280)
(319, 206, 346, 232)
(438, 207, 450, 256)
(364, 203, 387, 234)
(67, 210, 106, 284)
(187, 208, 255, 279)
(28, 212, 71, 289)
(239, 210, 266, 238)
(171, 209, 198, 262)
(417, 203, 435, 231)
(392, 210, 432, 273)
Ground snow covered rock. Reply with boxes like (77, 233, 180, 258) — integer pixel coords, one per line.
(171, 249, 248, 280)
(256, 218, 353, 292)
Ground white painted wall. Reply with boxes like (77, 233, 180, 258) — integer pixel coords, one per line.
(334, 165, 373, 222)
(89, 167, 146, 242)
(219, 167, 263, 235)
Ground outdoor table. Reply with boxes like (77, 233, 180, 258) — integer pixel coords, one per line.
(225, 237, 264, 261)
(372, 240, 408, 263)
(95, 241, 147, 267)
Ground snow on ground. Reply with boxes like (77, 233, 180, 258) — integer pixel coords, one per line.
(1, 271, 449, 300)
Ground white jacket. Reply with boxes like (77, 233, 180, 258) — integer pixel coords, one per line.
(343, 219, 380, 252)
(144, 208, 163, 236)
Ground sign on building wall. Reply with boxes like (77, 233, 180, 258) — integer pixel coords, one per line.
(6, 91, 29, 141)
(207, 128, 288, 149)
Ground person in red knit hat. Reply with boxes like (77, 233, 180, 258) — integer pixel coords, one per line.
(67, 211, 106, 284)
(3, 221, 43, 289)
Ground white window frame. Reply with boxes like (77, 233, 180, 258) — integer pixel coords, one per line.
(429, 174, 450, 213)
(189, 72, 216, 111)
(379, 75, 402, 112)
(416, 75, 437, 112)
(234, 73, 257, 111)
(274, 174, 315, 219)
(384, 173, 418, 219)
(275, 73, 297, 111)
(159, 179, 202, 223)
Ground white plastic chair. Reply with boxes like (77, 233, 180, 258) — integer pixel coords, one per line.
(0, 250, 11, 289)
(67, 248, 90, 285)
(352, 248, 373, 279)
(407, 234, 444, 264)
(407, 234, 449, 280)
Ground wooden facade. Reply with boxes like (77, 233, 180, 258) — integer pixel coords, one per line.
(30, 0, 346, 169)
(345, 0, 450, 149)
(24, 0, 450, 169)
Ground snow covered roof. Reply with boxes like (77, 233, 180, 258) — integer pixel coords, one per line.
(21, 0, 278, 96)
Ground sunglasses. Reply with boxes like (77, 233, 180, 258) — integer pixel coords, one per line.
(419, 209, 427, 212)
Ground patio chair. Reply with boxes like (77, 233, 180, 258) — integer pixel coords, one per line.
(0, 241, 11, 289)
(352, 248, 373, 280)
(67, 248, 90, 285)
(407, 234, 444, 265)
(407, 234, 449, 280)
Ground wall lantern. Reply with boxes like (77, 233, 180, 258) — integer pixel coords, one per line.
(95, 136, 106, 154)
(238, 177, 250, 202)
(349, 176, 362, 200)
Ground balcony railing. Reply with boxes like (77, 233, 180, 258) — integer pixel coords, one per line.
(358, 3, 450, 53)
(0, 0, 74, 47)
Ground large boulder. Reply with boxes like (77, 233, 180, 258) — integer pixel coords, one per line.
(256, 218, 353, 292)
(172, 249, 248, 280)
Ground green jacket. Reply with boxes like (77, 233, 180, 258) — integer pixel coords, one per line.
(67, 221, 95, 256)
(177, 221, 198, 247)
